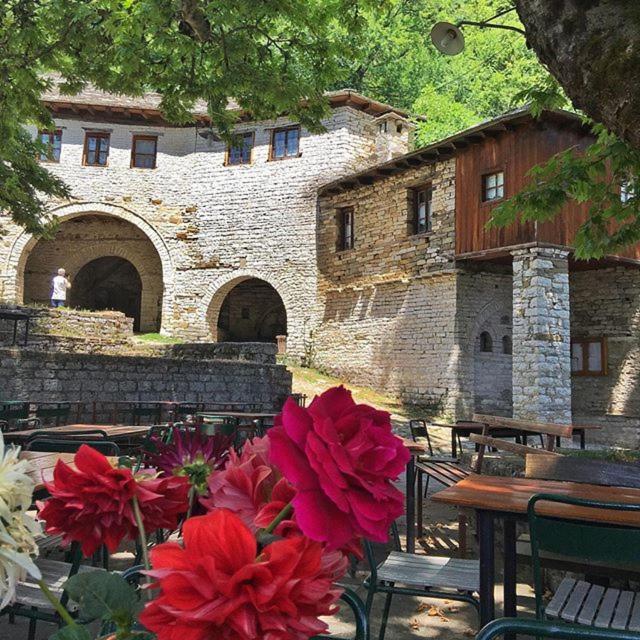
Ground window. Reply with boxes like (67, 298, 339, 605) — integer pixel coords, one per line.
(411, 185, 432, 234)
(226, 132, 254, 166)
(621, 179, 635, 203)
(131, 135, 157, 169)
(38, 130, 62, 162)
(270, 126, 300, 160)
(482, 170, 504, 202)
(571, 338, 607, 376)
(479, 331, 493, 353)
(338, 207, 355, 251)
(83, 132, 110, 166)
(502, 335, 512, 355)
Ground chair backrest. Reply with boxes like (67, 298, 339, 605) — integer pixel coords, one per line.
(25, 438, 120, 456)
(528, 493, 640, 619)
(27, 429, 108, 441)
(35, 404, 72, 425)
(311, 588, 368, 640)
(525, 454, 640, 489)
(409, 420, 434, 455)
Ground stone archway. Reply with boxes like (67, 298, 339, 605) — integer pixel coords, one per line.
(207, 276, 287, 343)
(18, 206, 167, 332)
(3, 202, 174, 331)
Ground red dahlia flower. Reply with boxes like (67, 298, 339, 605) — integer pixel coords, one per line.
(139, 509, 344, 640)
(269, 386, 410, 550)
(134, 473, 190, 533)
(37, 445, 138, 556)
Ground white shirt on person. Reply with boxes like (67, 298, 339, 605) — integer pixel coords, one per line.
(52, 275, 71, 300)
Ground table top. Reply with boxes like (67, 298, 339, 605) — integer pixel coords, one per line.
(5, 423, 151, 442)
(430, 421, 601, 432)
(431, 475, 640, 526)
(197, 411, 278, 419)
(20, 451, 118, 492)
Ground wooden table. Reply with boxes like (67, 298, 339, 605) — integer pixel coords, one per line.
(5, 423, 151, 444)
(20, 451, 119, 492)
(432, 475, 640, 626)
(198, 411, 278, 420)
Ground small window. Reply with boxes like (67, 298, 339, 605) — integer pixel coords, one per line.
(227, 132, 254, 166)
(502, 335, 512, 355)
(411, 185, 432, 235)
(38, 130, 62, 162)
(241, 307, 250, 320)
(338, 207, 355, 251)
(270, 126, 300, 160)
(378, 121, 388, 134)
(571, 338, 607, 376)
(482, 170, 504, 202)
(479, 331, 493, 353)
(83, 132, 110, 166)
(131, 135, 157, 169)
(621, 179, 635, 203)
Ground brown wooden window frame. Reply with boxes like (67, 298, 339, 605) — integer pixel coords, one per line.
(571, 337, 608, 376)
(38, 129, 63, 163)
(269, 126, 301, 161)
(131, 134, 158, 169)
(225, 131, 255, 166)
(337, 206, 355, 251)
(481, 169, 505, 203)
(410, 184, 433, 235)
(83, 131, 110, 167)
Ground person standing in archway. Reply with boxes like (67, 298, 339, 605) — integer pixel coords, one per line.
(51, 268, 71, 308)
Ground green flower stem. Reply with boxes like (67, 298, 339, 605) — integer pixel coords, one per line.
(264, 502, 293, 535)
(131, 495, 150, 572)
(185, 485, 196, 521)
(37, 579, 76, 627)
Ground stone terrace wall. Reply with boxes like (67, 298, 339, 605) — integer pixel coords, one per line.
(0, 347, 292, 413)
(571, 266, 640, 447)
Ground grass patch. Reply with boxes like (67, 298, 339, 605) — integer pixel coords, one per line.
(560, 448, 640, 464)
(135, 333, 183, 344)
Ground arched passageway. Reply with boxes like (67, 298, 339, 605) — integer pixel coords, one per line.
(23, 214, 163, 332)
(70, 257, 143, 330)
(213, 278, 287, 342)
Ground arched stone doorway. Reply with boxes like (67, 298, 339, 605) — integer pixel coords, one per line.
(22, 214, 163, 332)
(210, 277, 287, 342)
(70, 257, 143, 331)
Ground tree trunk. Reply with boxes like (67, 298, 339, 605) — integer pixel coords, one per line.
(515, 1, 640, 148)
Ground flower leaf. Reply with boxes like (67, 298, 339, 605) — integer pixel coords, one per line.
(50, 625, 93, 640)
(63, 571, 142, 627)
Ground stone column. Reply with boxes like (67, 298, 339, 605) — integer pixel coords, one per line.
(512, 247, 572, 423)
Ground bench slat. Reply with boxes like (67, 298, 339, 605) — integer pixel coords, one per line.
(612, 590, 635, 630)
(546, 577, 576, 619)
(577, 584, 605, 626)
(628, 593, 640, 632)
(560, 580, 591, 622)
(595, 588, 621, 628)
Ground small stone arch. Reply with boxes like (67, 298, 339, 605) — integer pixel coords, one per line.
(203, 271, 290, 342)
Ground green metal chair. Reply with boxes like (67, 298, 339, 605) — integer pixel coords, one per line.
(313, 588, 369, 639)
(528, 493, 640, 631)
(363, 522, 479, 640)
(476, 617, 640, 640)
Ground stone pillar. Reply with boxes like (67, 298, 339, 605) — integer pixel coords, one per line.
(512, 247, 572, 423)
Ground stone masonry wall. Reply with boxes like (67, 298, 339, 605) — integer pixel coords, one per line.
(0, 348, 292, 413)
(314, 158, 459, 410)
(512, 248, 572, 423)
(571, 266, 640, 447)
(0, 105, 404, 355)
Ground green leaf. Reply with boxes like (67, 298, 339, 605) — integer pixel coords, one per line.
(50, 624, 93, 640)
(63, 571, 142, 626)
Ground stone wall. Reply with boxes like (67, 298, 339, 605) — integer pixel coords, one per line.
(571, 266, 640, 447)
(0, 347, 292, 413)
(0, 105, 406, 356)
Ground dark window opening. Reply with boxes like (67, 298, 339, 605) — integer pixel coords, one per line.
(131, 135, 157, 169)
(270, 126, 300, 160)
(39, 130, 62, 162)
(338, 207, 355, 251)
(83, 132, 110, 166)
(502, 335, 512, 355)
(227, 132, 254, 165)
(241, 307, 250, 319)
(482, 170, 504, 202)
(479, 331, 493, 353)
(411, 185, 432, 235)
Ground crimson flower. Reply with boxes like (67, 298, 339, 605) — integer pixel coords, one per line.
(145, 429, 231, 495)
(139, 509, 344, 640)
(269, 386, 410, 550)
(37, 445, 138, 556)
(38, 445, 190, 557)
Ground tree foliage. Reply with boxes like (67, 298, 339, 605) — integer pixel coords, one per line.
(0, 0, 366, 234)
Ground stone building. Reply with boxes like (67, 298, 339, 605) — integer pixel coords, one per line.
(316, 108, 640, 446)
(0, 80, 412, 356)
